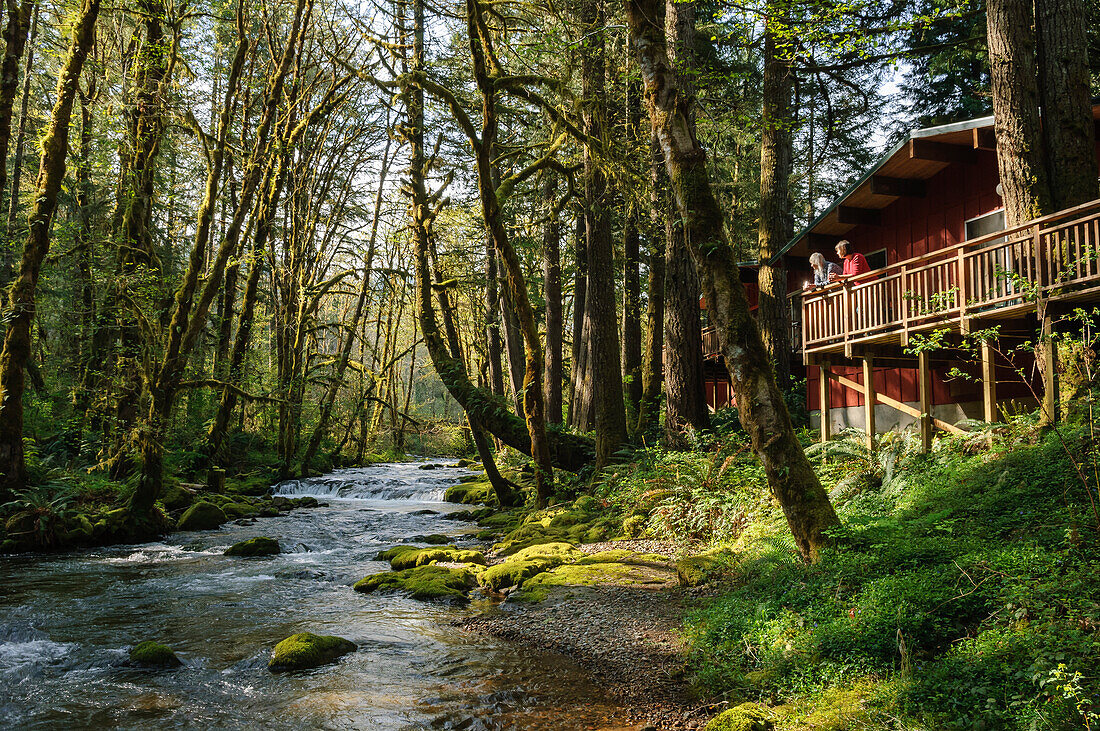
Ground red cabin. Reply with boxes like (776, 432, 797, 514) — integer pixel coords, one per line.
(704, 106, 1100, 446)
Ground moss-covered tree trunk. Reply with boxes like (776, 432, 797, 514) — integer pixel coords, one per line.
(635, 138, 666, 437)
(626, 0, 839, 560)
(0, 0, 101, 497)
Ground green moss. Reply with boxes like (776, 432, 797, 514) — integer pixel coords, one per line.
(129, 640, 182, 668)
(268, 632, 357, 672)
(516, 561, 633, 600)
(160, 483, 195, 512)
(444, 478, 497, 506)
(177, 501, 227, 531)
(493, 522, 576, 556)
(703, 703, 774, 731)
(510, 541, 582, 562)
(621, 514, 647, 538)
(353, 565, 476, 602)
(478, 556, 558, 592)
(222, 502, 260, 519)
(225, 536, 281, 556)
(676, 548, 734, 587)
(575, 549, 668, 565)
(420, 534, 450, 544)
(387, 546, 486, 570)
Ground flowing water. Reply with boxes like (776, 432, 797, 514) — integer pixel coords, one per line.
(0, 461, 629, 730)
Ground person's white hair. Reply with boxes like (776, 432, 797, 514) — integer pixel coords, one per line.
(809, 252, 825, 270)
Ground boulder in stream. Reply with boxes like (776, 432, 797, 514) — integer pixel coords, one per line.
(354, 564, 477, 602)
(129, 640, 183, 668)
(177, 502, 227, 531)
(225, 537, 281, 556)
(268, 632, 357, 672)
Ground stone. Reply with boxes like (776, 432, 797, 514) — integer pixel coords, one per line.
(268, 632, 356, 672)
(177, 502, 227, 531)
(225, 537, 281, 556)
(354, 565, 476, 602)
(129, 640, 182, 668)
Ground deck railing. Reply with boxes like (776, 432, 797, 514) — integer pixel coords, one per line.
(797, 198, 1100, 357)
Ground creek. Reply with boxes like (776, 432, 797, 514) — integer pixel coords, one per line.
(0, 461, 626, 729)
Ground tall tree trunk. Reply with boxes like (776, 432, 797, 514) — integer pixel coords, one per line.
(567, 212, 589, 427)
(485, 235, 505, 398)
(581, 0, 627, 463)
(757, 4, 794, 383)
(636, 137, 666, 437)
(0, 0, 33, 261)
(466, 0, 554, 502)
(499, 273, 526, 414)
(0, 0, 100, 496)
(1036, 0, 1098, 210)
(626, 0, 839, 560)
(543, 175, 563, 424)
(987, 0, 1052, 225)
(662, 0, 708, 443)
(5, 0, 36, 236)
(622, 197, 643, 421)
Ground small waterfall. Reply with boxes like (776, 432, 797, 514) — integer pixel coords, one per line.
(271, 463, 459, 501)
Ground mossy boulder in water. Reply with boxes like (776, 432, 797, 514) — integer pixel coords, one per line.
(378, 545, 485, 570)
(354, 564, 477, 602)
(703, 703, 774, 731)
(222, 502, 260, 519)
(177, 501, 227, 531)
(225, 536, 281, 556)
(268, 632, 357, 672)
(129, 640, 182, 668)
(444, 477, 497, 505)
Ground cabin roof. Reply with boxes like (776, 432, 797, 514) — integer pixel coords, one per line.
(764, 103, 1100, 266)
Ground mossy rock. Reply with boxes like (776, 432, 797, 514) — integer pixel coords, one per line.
(259, 506, 280, 518)
(548, 511, 583, 528)
(475, 529, 501, 540)
(388, 546, 486, 570)
(268, 632, 357, 672)
(223, 502, 260, 519)
(677, 549, 734, 587)
(576, 549, 668, 565)
(226, 475, 272, 497)
(493, 522, 575, 556)
(478, 510, 524, 529)
(510, 541, 582, 562)
(572, 495, 601, 514)
(296, 496, 319, 508)
(444, 479, 497, 506)
(160, 483, 195, 512)
(704, 703, 774, 731)
(478, 556, 558, 592)
(444, 510, 477, 522)
(62, 514, 95, 543)
(516, 561, 632, 601)
(177, 501, 227, 531)
(225, 537, 281, 556)
(129, 640, 182, 668)
(419, 534, 450, 545)
(456, 474, 483, 484)
(354, 565, 476, 602)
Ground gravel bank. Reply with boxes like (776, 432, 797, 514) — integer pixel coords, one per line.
(463, 577, 716, 728)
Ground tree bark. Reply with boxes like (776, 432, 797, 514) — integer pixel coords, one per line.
(757, 4, 794, 383)
(543, 175, 563, 424)
(0, 0, 33, 259)
(987, 0, 1052, 225)
(581, 0, 627, 463)
(662, 0, 708, 443)
(5, 0, 36, 236)
(622, 191, 643, 420)
(636, 137, 666, 437)
(626, 0, 839, 560)
(0, 0, 100, 496)
(567, 212, 591, 428)
(1036, 0, 1098, 210)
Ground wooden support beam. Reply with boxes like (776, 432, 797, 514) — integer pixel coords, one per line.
(1040, 315, 1057, 423)
(972, 126, 997, 151)
(981, 339, 998, 423)
(869, 175, 926, 198)
(908, 138, 978, 164)
(837, 205, 882, 226)
(819, 362, 832, 443)
(862, 355, 876, 450)
(918, 351, 933, 452)
(831, 371, 964, 434)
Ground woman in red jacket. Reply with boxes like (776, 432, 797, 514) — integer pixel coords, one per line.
(828, 239, 870, 282)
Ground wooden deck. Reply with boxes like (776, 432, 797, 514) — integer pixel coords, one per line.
(796, 198, 1100, 359)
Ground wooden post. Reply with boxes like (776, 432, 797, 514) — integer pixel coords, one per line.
(899, 264, 909, 347)
(862, 355, 876, 451)
(819, 362, 832, 443)
(918, 351, 933, 452)
(981, 339, 998, 423)
(1040, 314, 1057, 423)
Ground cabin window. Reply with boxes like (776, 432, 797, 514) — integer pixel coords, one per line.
(965, 209, 1006, 241)
(865, 248, 888, 270)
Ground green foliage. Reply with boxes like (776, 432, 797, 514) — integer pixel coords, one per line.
(1, 483, 82, 549)
(684, 427, 1100, 731)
